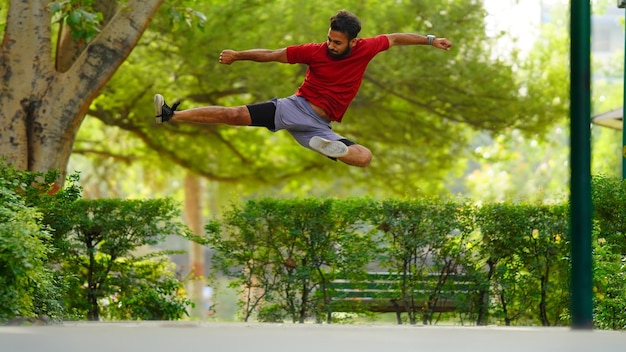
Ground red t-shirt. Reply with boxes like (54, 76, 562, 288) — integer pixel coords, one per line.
(286, 35, 390, 122)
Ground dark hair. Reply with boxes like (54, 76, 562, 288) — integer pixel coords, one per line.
(329, 10, 361, 41)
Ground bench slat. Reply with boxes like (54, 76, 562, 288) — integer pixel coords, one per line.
(325, 272, 475, 314)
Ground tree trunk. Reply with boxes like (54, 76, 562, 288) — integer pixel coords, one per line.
(539, 266, 550, 326)
(0, 0, 164, 185)
(87, 239, 100, 321)
(476, 257, 496, 325)
(185, 173, 206, 319)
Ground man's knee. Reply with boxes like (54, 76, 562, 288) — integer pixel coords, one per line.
(230, 106, 252, 125)
(341, 144, 372, 167)
(355, 148, 372, 167)
(360, 150, 373, 167)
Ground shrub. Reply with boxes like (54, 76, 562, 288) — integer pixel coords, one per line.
(0, 162, 63, 321)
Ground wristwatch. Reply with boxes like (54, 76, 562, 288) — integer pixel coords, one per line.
(427, 35, 436, 46)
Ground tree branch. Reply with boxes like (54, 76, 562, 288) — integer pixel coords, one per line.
(63, 0, 165, 118)
(71, 148, 136, 164)
(2, 2, 53, 75)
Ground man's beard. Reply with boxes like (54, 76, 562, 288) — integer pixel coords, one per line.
(327, 45, 352, 59)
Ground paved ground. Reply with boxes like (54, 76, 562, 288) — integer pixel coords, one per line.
(1, 322, 625, 352)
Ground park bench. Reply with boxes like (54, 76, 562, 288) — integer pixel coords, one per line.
(326, 272, 475, 324)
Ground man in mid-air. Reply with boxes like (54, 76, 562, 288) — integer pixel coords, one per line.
(154, 9, 452, 167)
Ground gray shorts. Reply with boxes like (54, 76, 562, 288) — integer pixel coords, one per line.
(247, 95, 352, 150)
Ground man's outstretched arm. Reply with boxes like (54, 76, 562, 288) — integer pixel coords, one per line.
(219, 48, 288, 65)
(386, 33, 452, 51)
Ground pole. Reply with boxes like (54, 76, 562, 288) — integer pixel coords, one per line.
(569, 0, 593, 329)
(620, 0, 626, 178)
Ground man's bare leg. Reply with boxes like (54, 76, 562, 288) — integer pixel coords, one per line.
(172, 106, 251, 126)
(154, 94, 251, 126)
(156, 94, 373, 167)
(309, 136, 372, 167)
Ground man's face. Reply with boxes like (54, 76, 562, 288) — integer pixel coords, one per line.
(326, 29, 356, 59)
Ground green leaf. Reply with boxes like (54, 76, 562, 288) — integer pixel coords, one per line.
(67, 10, 81, 27)
(48, 1, 70, 14)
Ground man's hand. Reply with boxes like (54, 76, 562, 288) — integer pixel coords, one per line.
(219, 50, 237, 65)
(433, 38, 452, 51)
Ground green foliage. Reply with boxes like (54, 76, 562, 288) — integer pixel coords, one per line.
(209, 194, 626, 328)
(164, 0, 206, 30)
(591, 175, 626, 329)
(47, 0, 206, 42)
(49, 0, 103, 41)
(375, 198, 476, 325)
(102, 256, 192, 320)
(257, 304, 287, 323)
(591, 175, 626, 253)
(475, 202, 570, 326)
(0, 161, 64, 321)
(206, 198, 376, 323)
(464, 129, 570, 203)
(49, 197, 191, 320)
(0, 193, 51, 321)
(0, 160, 195, 322)
(593, 236, 626, 330)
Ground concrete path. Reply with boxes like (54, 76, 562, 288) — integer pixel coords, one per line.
(1, 322, 625, 352)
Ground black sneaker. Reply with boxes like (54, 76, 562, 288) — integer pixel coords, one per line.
(154, 94, 180, 124)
